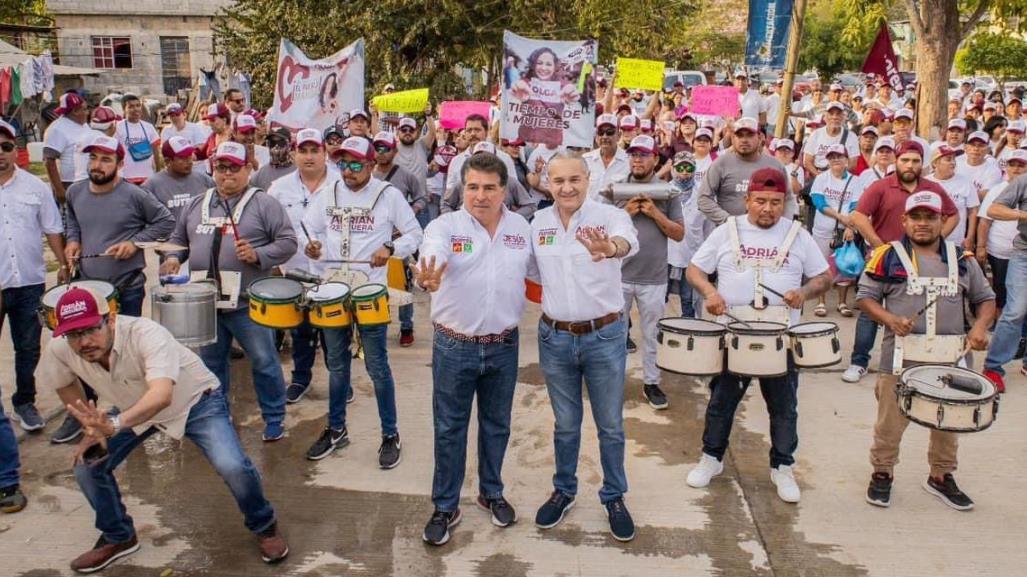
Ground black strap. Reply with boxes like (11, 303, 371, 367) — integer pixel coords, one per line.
(831, 174, 854, 238)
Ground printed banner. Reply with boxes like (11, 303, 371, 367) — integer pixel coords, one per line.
(744, 0, 792, 70)
(501, 30, 598, 147)
(267, 38, 365, 132)
(862, 22, 905, 93)
(438, 101, 492, 130)
(689, 85, 741, 118)
(372, 88, 430, 114)
(614, 57, 665, 91)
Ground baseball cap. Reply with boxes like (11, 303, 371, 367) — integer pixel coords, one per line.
(322, 125, 344, 141)
(54, 92, 86, 115)
(967, 131, 990, 144)
(166, 103, 184, 116)
(639, 119, 653, 133)
(1008, 120, 1026, 134)
(806, 115, 825, 129)
(905, 191, 943, 214)
(626, 135, 658, 155)
(0, 119, 15, 140)
(619, 115, 639, 130)
(349, 108, 370, 121)
(233, 114, 258, 133)
(1007, 149, 1027, 164)
(1009, 96, 1023, 106)
(824, 143, 848, 158)
(695, 127, 714, 141)
(734, 117, 759, 133)
(213, 141, 248, 166)
(673, 150, 696, 166)
(734, 69, 748, 78)
(333, 136, 375, 161)
(372, 131, 396, 150)
(294, 128, 323, 148)
(947, 118, 967, 131)
(770, 138, 795, 152)
(895, 140, 924, 158)
(81, 133, 124, 159)
(894, 109, 914, 121)
(472, 141, 497, 156)
(929, 143, 964, 163)
(984, 101, 997, 111)
(161, 136, 195, 159)
(433, 145, 457, 167)
(616, 103, 633, 114)
(397, 117, 417, 131)
(500, 138, 524, 147)
(747, 167, 788, 194)
(596, 113, 617, 129)
(89, 106, 120, 131)
(861, 125, 879, 136)
(205, 102, 230, 120)
(873, 136, 896, 154)
(53, 286, 109, 338)
(829, 83, 844, 92)
(825, 101, 845, 113)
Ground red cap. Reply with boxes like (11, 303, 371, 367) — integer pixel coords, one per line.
(213, 141, 248, 166)
(626, 135, 658, 155)
(55, 92, 86, 115)
(82, 134, 125, 160)
(205, 103, 230, 120)
(332, 136, 375, 161)
(747, 167, 788, 194)
(895, 140, 924, 158)
(161, 136, 196, 159)
(372, 131, 396, 150)
(53, 287, 109, 338)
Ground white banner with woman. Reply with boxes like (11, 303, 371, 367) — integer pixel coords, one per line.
(501, 31, 597, 148)
(267, 38, 365, 132)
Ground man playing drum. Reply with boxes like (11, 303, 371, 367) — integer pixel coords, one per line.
(857, 191, 995, 510)
(685, 167, 832, 504)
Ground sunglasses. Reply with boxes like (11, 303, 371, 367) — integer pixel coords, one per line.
(214, 163, 244, 174)
(0, 142, 15, 153)
(398, 127, 416, 133)
(325, 136, 344, 146)
(628, 151, 654, 159)
(339, 160, 365, 172)
(597, 127, 617, 136)
(674, 162, 696, 173)
(373, 145, 392, 154)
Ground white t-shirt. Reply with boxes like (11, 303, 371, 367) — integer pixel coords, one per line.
(253, 145, 270, 170)
(738, 89, 767, 120)
(810, 171, 863, 238)
(667, 184, 714, 268)
(927, 173, 979, 243)
(978, 181, 1018, 260)
(857, 164, 894, 190)
(115, 120, 160, 181)
(804, 126, 858, 164)
(691, 216, 829, 325)
(43, 116, 93, 182)
(583, 148, 630, 200)
(956, 156, 1003, 201)
(161, 122, 211, 148)
(526, 145, 565, 202)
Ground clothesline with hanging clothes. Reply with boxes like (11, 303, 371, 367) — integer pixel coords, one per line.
(0, 45, 56, 113)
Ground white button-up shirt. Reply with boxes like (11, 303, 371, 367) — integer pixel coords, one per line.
(530, 199, 638, 321)
(419, 207, 532, 335)
(583, 147, 630, 200)
(267, 169, 339, 273)
(0, 169, 63, 288)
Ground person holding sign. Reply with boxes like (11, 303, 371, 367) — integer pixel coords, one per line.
(510, 47, 580, 146)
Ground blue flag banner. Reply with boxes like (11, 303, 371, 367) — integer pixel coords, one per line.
(745, 0, 793, 70)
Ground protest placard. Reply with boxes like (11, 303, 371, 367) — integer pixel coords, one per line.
(689, 85, 741, 118)
(372, 88, 430, 114)
(614, 58, 665, 91)
(439, 101, 491, 130)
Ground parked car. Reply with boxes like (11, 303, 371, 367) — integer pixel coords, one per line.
(834, 73, 863, 89)
(663, 70, 708, 92)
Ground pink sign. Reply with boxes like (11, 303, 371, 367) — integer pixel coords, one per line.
(439, 101, 492, 130)
(689, 86, 740, 118)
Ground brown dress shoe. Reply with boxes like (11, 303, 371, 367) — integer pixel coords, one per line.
(70, 535, 140, 573)
(257, 523, 289, 564)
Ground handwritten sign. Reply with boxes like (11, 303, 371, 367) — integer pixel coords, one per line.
(615, 58, 665, 91)
(689, 85, 741, 118)
(439, 101, 492, 130)
(371, 88, 429, 114)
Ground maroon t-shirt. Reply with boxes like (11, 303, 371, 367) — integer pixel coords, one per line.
(856, 174, 957, 243)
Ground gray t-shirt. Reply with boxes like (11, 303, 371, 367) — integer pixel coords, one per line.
(609, 176, 684, 285)
(993, 176, 1027, 253)
(378, 163, 427, 212)
(141, 170, 215, 223)
(856, 246, 994, 373)
(395, 140, 429, 184)
(696, 150, 796, 225)
(65, 179, 176, 288)
(249, 163, 297, 193)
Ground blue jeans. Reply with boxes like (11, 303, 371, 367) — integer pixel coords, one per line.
(321, 323, 398, 435)
(986, 252, 1027, 375)
(289, 320, 326, 387)
(0, 401, 19, 488)
(850, 309, 879, 368)
(399, 304, 414, 332)
(667, 267, 696, 318)
(117, 284, 145, 317)
(74, 390, 276, 543)
(431, 329, 519, 512)
(199, 307, 286, 426)
(0, 284, 44, 406)
(702, 365, 799, 468)
(538, 317, 628, 503)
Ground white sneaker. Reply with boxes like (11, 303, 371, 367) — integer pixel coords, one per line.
(770, 465, 801, 503)
(686, 453, 724, 488)
(841, 364, 867, 383)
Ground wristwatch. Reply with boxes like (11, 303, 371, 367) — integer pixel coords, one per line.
(383, 241, 395, 256)
(107, 413, 122, 437)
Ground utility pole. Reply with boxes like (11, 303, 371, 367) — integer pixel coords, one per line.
(775, 0, 808, 138)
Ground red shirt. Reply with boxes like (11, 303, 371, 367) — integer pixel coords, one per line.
(856, 174, 957, 243)
(853, 153, 871, 176)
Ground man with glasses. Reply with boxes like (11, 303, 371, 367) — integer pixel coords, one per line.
(37, 286, 289, 572)
(225, 88, 247, 121)
(583, 114, 629, 200)
(249, 128, 296, 192)
(393, 112, 436, 205)
(301, 137, 423, 466)
(323, 125, 345, 174)
(160, 141, 297, 442)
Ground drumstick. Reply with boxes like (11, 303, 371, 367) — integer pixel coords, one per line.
(911, 295, 941, 321)
(300, 221, 313, 244)
(723, 311, 754, 328)
(216, 195, 241, 239)
(74, 253, 113, 260)
(322, 259, 373, 265)
(758, 283, 787, 299)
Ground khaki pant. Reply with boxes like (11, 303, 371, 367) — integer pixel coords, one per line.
(870, 373, 958, 477)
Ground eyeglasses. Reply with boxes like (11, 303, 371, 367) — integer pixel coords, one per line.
(373, 145, 392, 154)
(0, 142, 15, 153)
(325, 136, 344, 146)
(597, 128, 617, 136)
(66, 318, 107, 342)
(398, 127, 416, 133)
(339, 160, 365, 172)
(674, 162, 696, 173)
(214, 163, 244, 174)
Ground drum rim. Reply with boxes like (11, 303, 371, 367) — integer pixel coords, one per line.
(308, 282, 351, 303)
(656, 361, 724, 377)
(43, 281, 117, 304)
(787, 321, 839, 337)
(728, 321, 787, 336)
(657, 316, 726, 336)
(247, 277, 304, 302)
(351, 283, 388, 300)
(899, 366, 997, 403)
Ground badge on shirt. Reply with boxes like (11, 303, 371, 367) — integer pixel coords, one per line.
(451, 235, 473, 253)
(537, 227, 558, 246)
(503, 234, 527, 250)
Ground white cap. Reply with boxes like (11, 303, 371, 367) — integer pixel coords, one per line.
(861, 125, 879, 136)
(0, 119, 16, 139)
(233, 114, 258, 133)
(695, 127, 714, 141)
(947, 118, 967, 131)
(398, 117, 418, 130)
(294, 128, 323, 148)
(372, 131, 397, 149)
(639, 119, 653, 133)
(82, 133, 124, 158)
(596, 113, 618, 129)
(213, 141, 247, 166)
(967, 130, 990, 144)
(349, 108, 370, 121)
(619, 115, 639, 130)
(873, 136, 896, 154)
(626, 135, 658, 154)
(770, 138, 794, 151)
(823, 143, 848, 158)
(333, 136, 375, 160)
(825, 101, 845, 113)
(162, 136, 195, 158)
(734, 117, 759, 133)
(1007, 120, 1026, 133)
(905, 191, 943, 214)
(472, 141, 496, 155)
(984, 101, 997, 111)
(894, 109, 914, 121)
(1008, 149, 1027, 163)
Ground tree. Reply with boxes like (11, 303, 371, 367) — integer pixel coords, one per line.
(799, 1, 879, 79)
(955, 32, 1027, 82)
(0, 0, 50, 27)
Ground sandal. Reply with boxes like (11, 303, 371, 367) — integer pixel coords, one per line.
(814, 303, 828, 317)
(837, 303, 853, 317)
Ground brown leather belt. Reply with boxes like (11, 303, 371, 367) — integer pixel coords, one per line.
(541, 312, 621, 336)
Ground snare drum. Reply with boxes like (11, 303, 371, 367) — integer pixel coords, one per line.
(656, 318, 726, 376)
(788, 321, 841, 368)
(152, 282, 217, 346)
(307, 283, 352, 328)
(351, 283, 390, 326)
(247, 278, 305, 329)
(898, 365, 998, 433)
(727, 321, 788, 377)
(39, 281, 119, 330)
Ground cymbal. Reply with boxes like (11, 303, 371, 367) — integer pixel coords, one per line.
(135, 241, 188, 252)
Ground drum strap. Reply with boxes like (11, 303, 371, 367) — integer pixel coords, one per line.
(888, 241, 958, 297)
(727, 217, 803, 310)
(200, 187, 258, 226)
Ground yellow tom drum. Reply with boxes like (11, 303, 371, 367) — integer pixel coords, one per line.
(351, 283, 390, 326)
(247, 277, 304, 329)
(39, 280, 119, 330)
(307, 282, 352, 328)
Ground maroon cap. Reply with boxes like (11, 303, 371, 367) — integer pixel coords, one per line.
(205, 103, 230, 120)
(747, 167, 788, 194)
(53, 287, 109, 338)
(895, 140, 924, 159)
(55, 92, 86, 115)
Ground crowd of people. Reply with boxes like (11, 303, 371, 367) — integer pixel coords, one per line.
(1, 70, 1025, 571)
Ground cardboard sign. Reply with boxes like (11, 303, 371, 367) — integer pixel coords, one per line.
(689, 85, 741, 118)
(439, 101, 491, 130)
(371, 88, 429, 114)
(615, 58, 665, 91)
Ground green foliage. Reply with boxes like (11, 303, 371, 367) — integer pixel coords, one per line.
(0, 0, 51, 27)
(955, 32, 1027, 79)
(798, 1, 881, 78)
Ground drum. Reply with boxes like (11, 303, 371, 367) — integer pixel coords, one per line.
(152, 282, 217, 347)
(307, 283, 352, 329)
(351, 283, 390, 326)
(788, 321, 841, 368)
(656, 318, 726, 376)
(727, 321, 788, 377)
(898, 365, 998, 433)
(901, 335, 966, 364)
(387, 256, 408, 290)
(247, 278, 305, 329)
(39, 280, 119, 330)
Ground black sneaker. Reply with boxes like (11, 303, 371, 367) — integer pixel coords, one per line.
(0, 484, 27, 514)
(626, 336, 637, 354)
(306, 427, 349, 461)
(379, 434, 402, 469)
(535, 491, 575, 529)
(1017, 337, 1027, 360)
(605, 498, 635, 541)
(477, 495, 517, 528)
(643, 384, 668, 410)
(422, 509, 461, 546)
(14, 403, 45, 432)
(286, 382, 310, 404)
(865, 472, 893, 508)
(923, 474, 974, 511)
(50, 413, 83, 444)
(347, 386, 355, 404)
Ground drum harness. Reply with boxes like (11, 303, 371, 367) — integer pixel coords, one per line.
(199, 187, 258, 302)
(725, 216, 803, 324)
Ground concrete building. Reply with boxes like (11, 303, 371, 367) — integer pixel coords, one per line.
(46, 0, 232, 98)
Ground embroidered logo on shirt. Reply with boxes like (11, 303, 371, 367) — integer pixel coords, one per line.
(503, 234, 527, 250)
(451, 235, 473, 253)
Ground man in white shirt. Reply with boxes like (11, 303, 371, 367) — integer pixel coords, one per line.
(415, 152, 532, 546)
(736, 71, 767, 125)
(956, 131, 1003, 200)
(583, 114, 630, 199)
(43, 91, 92, 203)
(685, 167, 832, 504)
(161, 103, 211, 174)
(531, 152, 639, 542)
(0, 120, 67, 431)
(231, 114, 268, 170)
(114, 94, 162, 185)
(764, 78, 783, 132)
(927, 144, 978, 249)
(891, 109, 930, 153)
(944, 118, 967, 150)
(803, 102, 859, 176)
(302, 137, 423, 468)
